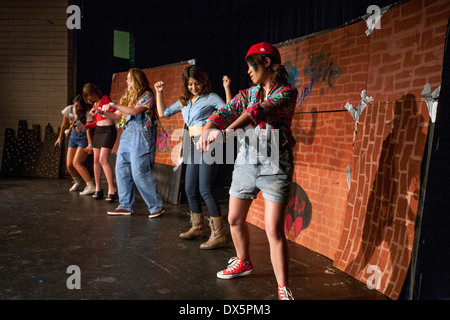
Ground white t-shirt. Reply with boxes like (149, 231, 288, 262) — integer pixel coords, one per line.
(61, 104, 93, 122)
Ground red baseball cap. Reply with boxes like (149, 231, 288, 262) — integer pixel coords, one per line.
(245, 42, 281, 63)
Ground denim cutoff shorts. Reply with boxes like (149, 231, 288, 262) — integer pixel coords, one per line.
(229, 147, 293, 204)
(68, 129, 88, 149)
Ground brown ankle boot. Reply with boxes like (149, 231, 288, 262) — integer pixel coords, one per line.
(179, 212, 205, 239)
(200, 216, 227, 249)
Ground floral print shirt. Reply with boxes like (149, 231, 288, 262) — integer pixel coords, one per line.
(117, 90, 156, 128)
(206, 83, 298, 150)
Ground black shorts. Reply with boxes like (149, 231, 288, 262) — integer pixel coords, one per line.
(93, 125, 117, 149)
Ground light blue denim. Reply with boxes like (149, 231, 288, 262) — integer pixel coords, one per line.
(163, 92, 225, 126)
(229, 126, 293, 204)
(68, 129, 88, 149)
(67, 105, 88, 148)
(115, 113, 163, 214)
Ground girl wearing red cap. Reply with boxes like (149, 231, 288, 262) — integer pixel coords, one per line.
(199, 42, 297, 300)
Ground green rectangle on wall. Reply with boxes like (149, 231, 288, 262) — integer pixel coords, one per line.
(114, 30, 130, 59)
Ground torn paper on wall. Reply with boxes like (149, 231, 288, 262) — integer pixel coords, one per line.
(344, 90, 374, 122)
(346, 165, 351, 190)
(421, 83, 440, 123)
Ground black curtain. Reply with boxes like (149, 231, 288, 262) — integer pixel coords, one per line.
(75, 0, 396, 99)
(402, 19, 450, 300)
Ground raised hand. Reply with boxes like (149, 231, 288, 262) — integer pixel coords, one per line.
(154, 81, 166, 92)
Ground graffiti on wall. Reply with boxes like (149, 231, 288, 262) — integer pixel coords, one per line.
(156, 124, 173, 152)
(298, 77, 315, 107)
(285, 182, 312, 237)
(304, 52, 340, 89)
(284, 61, 299, 88)
(286, 52, 340, 107)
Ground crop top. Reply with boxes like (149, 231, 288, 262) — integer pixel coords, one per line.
(84, 95, 115, 129)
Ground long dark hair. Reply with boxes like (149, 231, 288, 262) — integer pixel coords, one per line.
(179, 65, 212, 106)
(246, 53, 289, 86)
(73, 94, 89, 124)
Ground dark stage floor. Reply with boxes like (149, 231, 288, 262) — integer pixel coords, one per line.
(0, 177, 388, 300)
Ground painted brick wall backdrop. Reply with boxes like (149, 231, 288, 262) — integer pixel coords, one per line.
(245, 0, 448, 299)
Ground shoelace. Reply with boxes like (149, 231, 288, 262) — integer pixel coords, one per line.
(225, 257, 242, 272)
(278, 286, 294, 300)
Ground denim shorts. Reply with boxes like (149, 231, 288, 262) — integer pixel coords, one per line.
(68, 130, 88, 149)
(229, 148, 293, 204)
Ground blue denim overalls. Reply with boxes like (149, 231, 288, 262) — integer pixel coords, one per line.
(115, 112, 163, 214)
(68, 105, 88, 149)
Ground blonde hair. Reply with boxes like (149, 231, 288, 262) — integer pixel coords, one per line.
(120, 68, 151, 106)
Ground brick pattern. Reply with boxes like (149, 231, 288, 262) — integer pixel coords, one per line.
(334, 98, 428, 299)
(0, 1, 72, 168)
(109, 63, 191, 166)
(245, 0, 448, 299)
(334, 0, 448, 299)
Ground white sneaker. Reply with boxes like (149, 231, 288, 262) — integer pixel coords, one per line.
(69, 178, 83, 192)
(79, 182, 95, 195)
